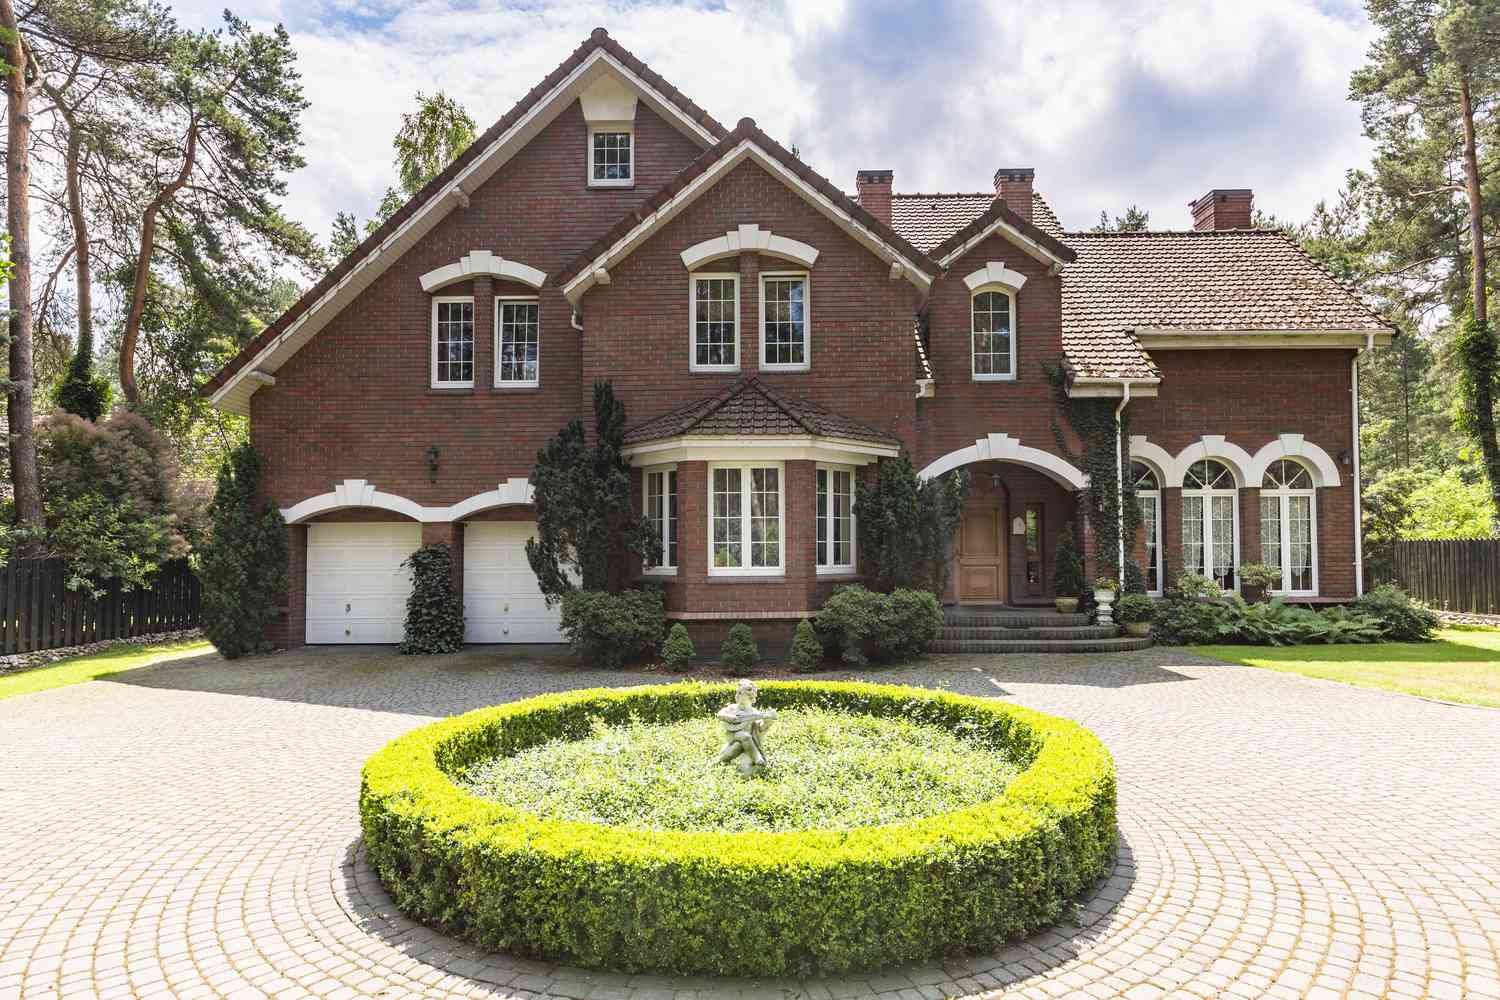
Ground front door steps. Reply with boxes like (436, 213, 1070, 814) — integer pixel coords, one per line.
(932, 606, 1152, 654)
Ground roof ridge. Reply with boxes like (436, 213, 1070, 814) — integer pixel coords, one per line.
(742, 376, 821, 435)
(1062, 228, 1291, 238)
(892, 191, 993, 199)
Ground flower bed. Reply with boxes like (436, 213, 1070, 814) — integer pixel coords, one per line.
(360, 681, 1116, 977)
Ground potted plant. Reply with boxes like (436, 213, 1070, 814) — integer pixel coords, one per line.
(1115, 593, 1155, 637)
(1238, 563, 1280, 604)
(1092, 576, 1120, 625)
(1052, 523, 1085, 614)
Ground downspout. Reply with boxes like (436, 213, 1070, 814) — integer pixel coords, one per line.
(1351, 334, 1372, 595)
(1114, 380, 1132, 582)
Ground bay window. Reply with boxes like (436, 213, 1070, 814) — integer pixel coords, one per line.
(644, 467, 677, 574)
(1260, 459, 1316, 594)
(1182, 459, 1238, 590)
(816, 465, 855, 573)
(710, 463, 783, 574)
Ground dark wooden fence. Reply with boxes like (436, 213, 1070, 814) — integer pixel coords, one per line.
(0, 558, 201, 655)
(1383, 539, 1500, 614)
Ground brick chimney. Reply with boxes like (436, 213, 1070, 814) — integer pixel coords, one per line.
(1190, 189, 1253, 231)
(994, 168, 1034, 224)
(855, 170, 893, 225)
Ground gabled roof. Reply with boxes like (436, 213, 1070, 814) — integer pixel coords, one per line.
(925, 197, 1076, 270)
(891, 191, 1064, 251)
(203, 28, 725, 414)
(556, 119, 941, 303)
(621, 377, 901, 448)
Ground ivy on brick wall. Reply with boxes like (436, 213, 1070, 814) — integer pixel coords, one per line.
(1043, 364, 1141, 585)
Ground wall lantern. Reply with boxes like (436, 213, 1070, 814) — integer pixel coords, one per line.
(1011, 516, 1026, 535)
(426, 445, 441, 482)
(1337, 449, 1352, 466)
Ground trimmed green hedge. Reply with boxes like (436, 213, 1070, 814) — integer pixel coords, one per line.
(360, 681, 1117, 977)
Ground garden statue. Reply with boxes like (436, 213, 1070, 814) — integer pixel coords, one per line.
(715, 678, 777, 776)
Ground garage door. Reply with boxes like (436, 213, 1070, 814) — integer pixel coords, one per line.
(464, 521, 563, 643)
(305, 522, 421, 644)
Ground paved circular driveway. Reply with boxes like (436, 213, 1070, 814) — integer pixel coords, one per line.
(2, 646, 1498, 1000)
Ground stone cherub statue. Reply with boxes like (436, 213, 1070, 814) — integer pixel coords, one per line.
(715, 678, 777, 776)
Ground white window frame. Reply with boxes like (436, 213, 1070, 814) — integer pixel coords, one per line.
(587, 124, 633, 188)
(689, 272, 740, 373)
(816, 463, 857, 575)
(494, 296, 540, 388)
(1260, 461, 1318, 596)
(431, 295, 475, 389)
(1182, 460, 1240, 592)
(642, 470, 678, 578)
(707, 461, 784, 576)
(759, 271, 810, 372)
(1133, 462, 1164, 596)
(970, 286, 1017, 382)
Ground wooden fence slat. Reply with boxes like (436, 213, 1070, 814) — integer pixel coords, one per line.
(0, 557, 201, 657)
(1386, 538, 1500, 614)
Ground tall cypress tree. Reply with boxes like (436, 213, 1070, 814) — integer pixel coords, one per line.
(198, 442, 287, 659)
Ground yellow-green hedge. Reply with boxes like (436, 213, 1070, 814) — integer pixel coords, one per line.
(359, 681, 1116, 977)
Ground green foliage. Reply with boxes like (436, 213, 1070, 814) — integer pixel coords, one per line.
(816, 585, 942, 666)
(1113, 593, 1155, 625)
(359, 681, 1117, 977)
(1052, 523, 1086, 598)
(527, 382, 657, 601)
(558, 588, 665, 669)
(854, 455, 967, 593)
(790, 618, 823, 672)
(1350, 585, 1440, 642)
(1171, 573, 1224, 600)
(398, 544, 465, 654)
(458, 708, 1020, 832)
(1090, 205, 1150, 232)
(197, 443, 287, 659)
(1153, 599, 1241, 645)
(53, 348, 112, 421)
(1121, 559, 1146, 595)
(660, 623, 696, 672)
(361, 90, 477, 232)
(1401, 464, 1495, 537)
(1237, 563, 1282, 594)
(720, 623, 759, 670)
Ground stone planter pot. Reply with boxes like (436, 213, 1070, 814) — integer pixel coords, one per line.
(1093, 589, 1117, 605)
(1124, 621, 1152, 638)
(1055, 597, 1079, 614)
(1092, 589, 1117, 626)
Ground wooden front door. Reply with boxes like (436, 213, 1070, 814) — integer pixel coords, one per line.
(958, 502, 1006, 604)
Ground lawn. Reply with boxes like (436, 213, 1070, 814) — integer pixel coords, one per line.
(1194, 625, 1500, 709)
(0, 640, 214, 701)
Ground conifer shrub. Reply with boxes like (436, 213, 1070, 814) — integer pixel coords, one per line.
(660, 622, 696, 671)
(789, 618, 824, 672)
(198, 443, 287, 659)
(1053, 523, 1085, 599)
(399, 543, 465, 654)
(720, 622, 759, 670)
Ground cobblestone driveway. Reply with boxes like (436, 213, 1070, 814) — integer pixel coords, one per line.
(2, 645, 1498, 1000)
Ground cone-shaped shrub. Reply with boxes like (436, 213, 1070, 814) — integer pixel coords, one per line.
(661, 622, 696, 671)
(199, 443, 287, 659)
(790, 618, 823, 672)
(720, 622, 758, 670)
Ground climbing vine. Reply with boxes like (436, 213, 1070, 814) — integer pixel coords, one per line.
(1043, 363, 1141, 585)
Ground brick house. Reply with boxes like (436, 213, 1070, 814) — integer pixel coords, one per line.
(203, 30, 1393, 650)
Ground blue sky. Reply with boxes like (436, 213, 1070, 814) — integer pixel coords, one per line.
(167, 0, 1378, 242)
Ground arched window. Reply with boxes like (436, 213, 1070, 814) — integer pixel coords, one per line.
(1132, 461, 1162, 594)
(971, 289, 1016, 380)
(1260, 459, 1316, 594)
(1183, 459, 1238, 590)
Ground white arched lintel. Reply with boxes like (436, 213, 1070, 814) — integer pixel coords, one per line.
(680, 224, 819, 271)
(1248, 433, 1342, 488)
(1173, 435, 1255, 489)
(419, 250, 547, 293)
(445, 478, 537, 520)
(918, 433, 1087, 491)
(280, 478, 535, 524)
(1128, 436, 1176, 485)
(962, 260, 1028, 294)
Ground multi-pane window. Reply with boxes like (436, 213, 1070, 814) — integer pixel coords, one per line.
(816, 466, 855, 571)
(761, 274, 808, 369)
(971, 289, 1015, 379)
(432, 298, 474, 387)
(711, 464, 782, 573)
(497, 299, 539, 386)
(590, 129, 631, 183)
(644, 468, 677, 573)
(692, 275, 739, 370)
(1133, 461, 1162, 594)
(1182, 459, 1237, 590)
(1260, 459, 1316, 594)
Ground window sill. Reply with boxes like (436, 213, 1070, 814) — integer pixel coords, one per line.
(816, 567, 859, 578)
(690, 366, 741, 375)
(428, 386, 475, 395)
(705, 573, 786, 583)
(760, 364, 810, 374)
(642, 568, 678, 578)
(972, 374, 1017, 382)
(491, 383, 541, 392)
(588, 179, 634, 190)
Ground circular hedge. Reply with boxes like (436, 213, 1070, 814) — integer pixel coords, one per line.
(359, 681, 1117, 978)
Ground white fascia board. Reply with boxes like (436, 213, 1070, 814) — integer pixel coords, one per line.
(1135, 328, 1394, 350)
(1066, 378, 1160, 398)
(935, 216, 1070, 271)
(564, 140, 933, 306)
(619, 434, 898, 465)
(212, 48, 716, 416)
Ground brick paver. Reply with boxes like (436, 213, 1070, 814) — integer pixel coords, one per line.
(2, 646, 1498, 999)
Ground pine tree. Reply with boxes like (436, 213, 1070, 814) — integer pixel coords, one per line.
(198, 443, 287, 659)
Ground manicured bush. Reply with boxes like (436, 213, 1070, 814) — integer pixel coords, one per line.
(399, 543, 464, 654)
(1113, 593, 1155, 625)
(1153, 597, 1238, 644)
(1351, 584, 1439, 641)
(198, 443, 287, 659)
(559, 588, 665, 668)
(1237, 563, 1281, 597)
(815, 585, 940, 666)
(1171, 572, 1224, 600)
(360, 680, 1118, 977)
(789, 618, 823, 672)
(720, 622, 759, 669)
(660, 623, 695, 671)
(885, 588, 944, 659)
(1053, 523, 1085, 599)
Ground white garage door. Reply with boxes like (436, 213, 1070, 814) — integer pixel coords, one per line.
(464, 521, 564, 643)
(305, 522, 421, 644)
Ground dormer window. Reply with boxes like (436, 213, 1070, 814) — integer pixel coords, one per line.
(589, 127, 632, 186)
(971, 289, 1016, 380)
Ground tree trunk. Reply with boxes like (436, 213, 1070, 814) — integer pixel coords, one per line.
(119, 116, 197, 407)
(2, 0, 43, 540)
(1456, 70, 1500, 524)
(46, 84, 92, 367)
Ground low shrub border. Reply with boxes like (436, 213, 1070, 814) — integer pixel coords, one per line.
(360, 681, 1117, 978)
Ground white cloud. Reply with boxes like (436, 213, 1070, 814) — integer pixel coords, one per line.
(164, 0, 1376, 243)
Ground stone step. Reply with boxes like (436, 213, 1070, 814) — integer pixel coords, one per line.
(939, 625, 1120, 641)
(942, 610, 1092, 628)
(929, 636, 1154, 654)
